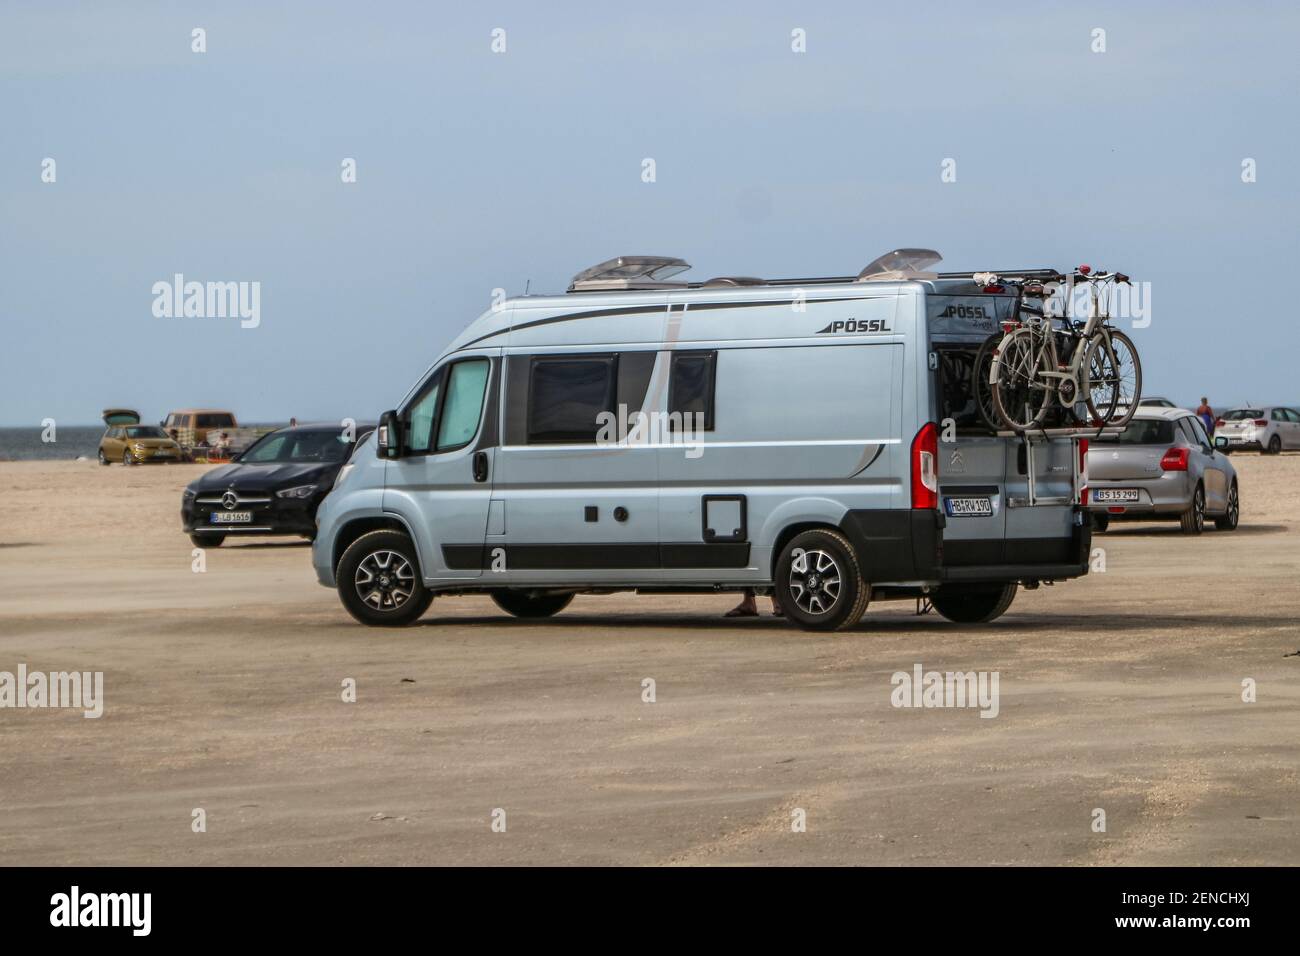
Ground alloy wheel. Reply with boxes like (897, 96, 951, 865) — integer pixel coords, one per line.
(787, 548, 843, 616)
(354, 550, 415, 611)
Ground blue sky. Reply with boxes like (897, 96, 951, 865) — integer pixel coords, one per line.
(2, 0, 1297, 424)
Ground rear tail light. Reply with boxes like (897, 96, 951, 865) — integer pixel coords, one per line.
(1077, 437, 1089, 505)
(1160, 447, 1190, 471)
(911, 422, 938, 510)
(1214, 418, 1225, 427)
(982, 284, 1005, 293)
(1254, 419, 1268, 428)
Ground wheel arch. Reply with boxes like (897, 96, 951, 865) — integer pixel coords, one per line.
(769, 520, 846, 580)
(333, 514, 423, 576)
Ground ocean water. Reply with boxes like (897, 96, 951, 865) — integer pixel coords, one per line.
(0, 425, 287, 461)
(0, 426, 105, 461)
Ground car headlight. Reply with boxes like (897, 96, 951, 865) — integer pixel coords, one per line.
(182, 487, 196, 500)
(276, 484, 318, 499)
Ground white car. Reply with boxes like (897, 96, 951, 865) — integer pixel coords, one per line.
(1215, 406, 1300, 454)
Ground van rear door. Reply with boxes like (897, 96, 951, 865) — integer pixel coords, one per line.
(1002, 437, 1080, 565)
(933, 347, 1007, 564)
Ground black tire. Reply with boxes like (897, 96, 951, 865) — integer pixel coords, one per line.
(931, 582, 1018, 624)
(336, 529, 433, 627)
(491, 590, 574, 619)
(1092, 513, 1110, 533)
(190, 533, 224, 548)
(98, 449, 110, 465)
(1180, 484, 1205, 535)
(1267, 435, 1282, 455)
(1214, 481, 1240, 531)
(971, 333, 1002, 432)
(990, 327, 1054, 431)
(775, 528, 869, 632)
(1085, 329, 1142, 428)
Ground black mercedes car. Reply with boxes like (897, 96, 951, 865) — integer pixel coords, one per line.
(181, 422, 374, 547)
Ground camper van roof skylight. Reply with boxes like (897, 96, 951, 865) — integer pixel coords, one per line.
(856, 248, 943, 281)
(568, 256, 692, 292)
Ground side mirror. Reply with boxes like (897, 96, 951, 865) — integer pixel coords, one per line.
(1214, 436, 1228, 450)
(377, 410, 403, 459)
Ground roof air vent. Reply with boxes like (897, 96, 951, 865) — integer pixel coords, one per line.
(568, 256, 691, 292)
(856, 249, 943, 282)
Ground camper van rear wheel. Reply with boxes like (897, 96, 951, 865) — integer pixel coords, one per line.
(930, 582, 1017, 624)
(491, 590, 575, 619)
(776, 529, 869, 632)
(336, 529, 433, 626)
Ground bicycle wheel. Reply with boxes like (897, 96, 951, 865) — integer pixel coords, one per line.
(971, 332, 1001, 432)
(1084, 328, 1142, 427)
(990, 326, 1054, 431)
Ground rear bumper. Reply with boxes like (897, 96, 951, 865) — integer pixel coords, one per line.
(839, 507, 1091, 585)
(1088, 474, 1192, 514)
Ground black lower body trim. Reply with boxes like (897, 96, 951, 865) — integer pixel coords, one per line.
(442, 542, 750, 571)
(943, 536, 1077, 566)
(839, 508, 1091, 583)
(838, 509, 943, 580)
(940, 563, 1087, 582)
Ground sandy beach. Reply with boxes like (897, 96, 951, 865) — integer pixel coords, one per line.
(1, 456, 1297, 865)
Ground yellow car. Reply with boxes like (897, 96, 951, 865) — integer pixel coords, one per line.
(98, 409, 182, 465)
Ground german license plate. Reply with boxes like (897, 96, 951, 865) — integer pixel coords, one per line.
(210, 511, 252, 523)
(945, 496, 993, 517)
(1095, 488, 1139, 502)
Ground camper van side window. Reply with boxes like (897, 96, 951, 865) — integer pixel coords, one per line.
(436, 358, 490, 451)
(403, 369, 444, 455)
(667, 351, 716, 431)
(527, 355, 617, 444)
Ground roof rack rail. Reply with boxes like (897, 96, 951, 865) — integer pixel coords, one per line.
(697, 276, 766, 288)
(936, 268, 1062, 281)
(568, 256, 691, 293)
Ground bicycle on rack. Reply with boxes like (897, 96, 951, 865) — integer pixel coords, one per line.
(988, 266, 1142, 432)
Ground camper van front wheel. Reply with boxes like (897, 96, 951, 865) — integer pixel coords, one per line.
(336, 530, 433, 627)
(776, 529, 869, 632)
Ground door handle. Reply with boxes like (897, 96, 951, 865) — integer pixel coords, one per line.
(472, 451, 489, 483)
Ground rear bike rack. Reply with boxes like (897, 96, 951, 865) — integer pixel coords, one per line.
(996, 424, 1123, 508)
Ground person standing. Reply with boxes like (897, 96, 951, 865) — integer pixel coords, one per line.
(1195, 397, 1215, 435)
(725, 589, 784, 618)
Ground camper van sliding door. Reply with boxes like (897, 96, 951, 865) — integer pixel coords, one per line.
(489, 349, 660, 580)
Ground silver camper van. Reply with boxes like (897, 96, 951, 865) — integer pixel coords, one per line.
(313, 250, 1093, 631)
